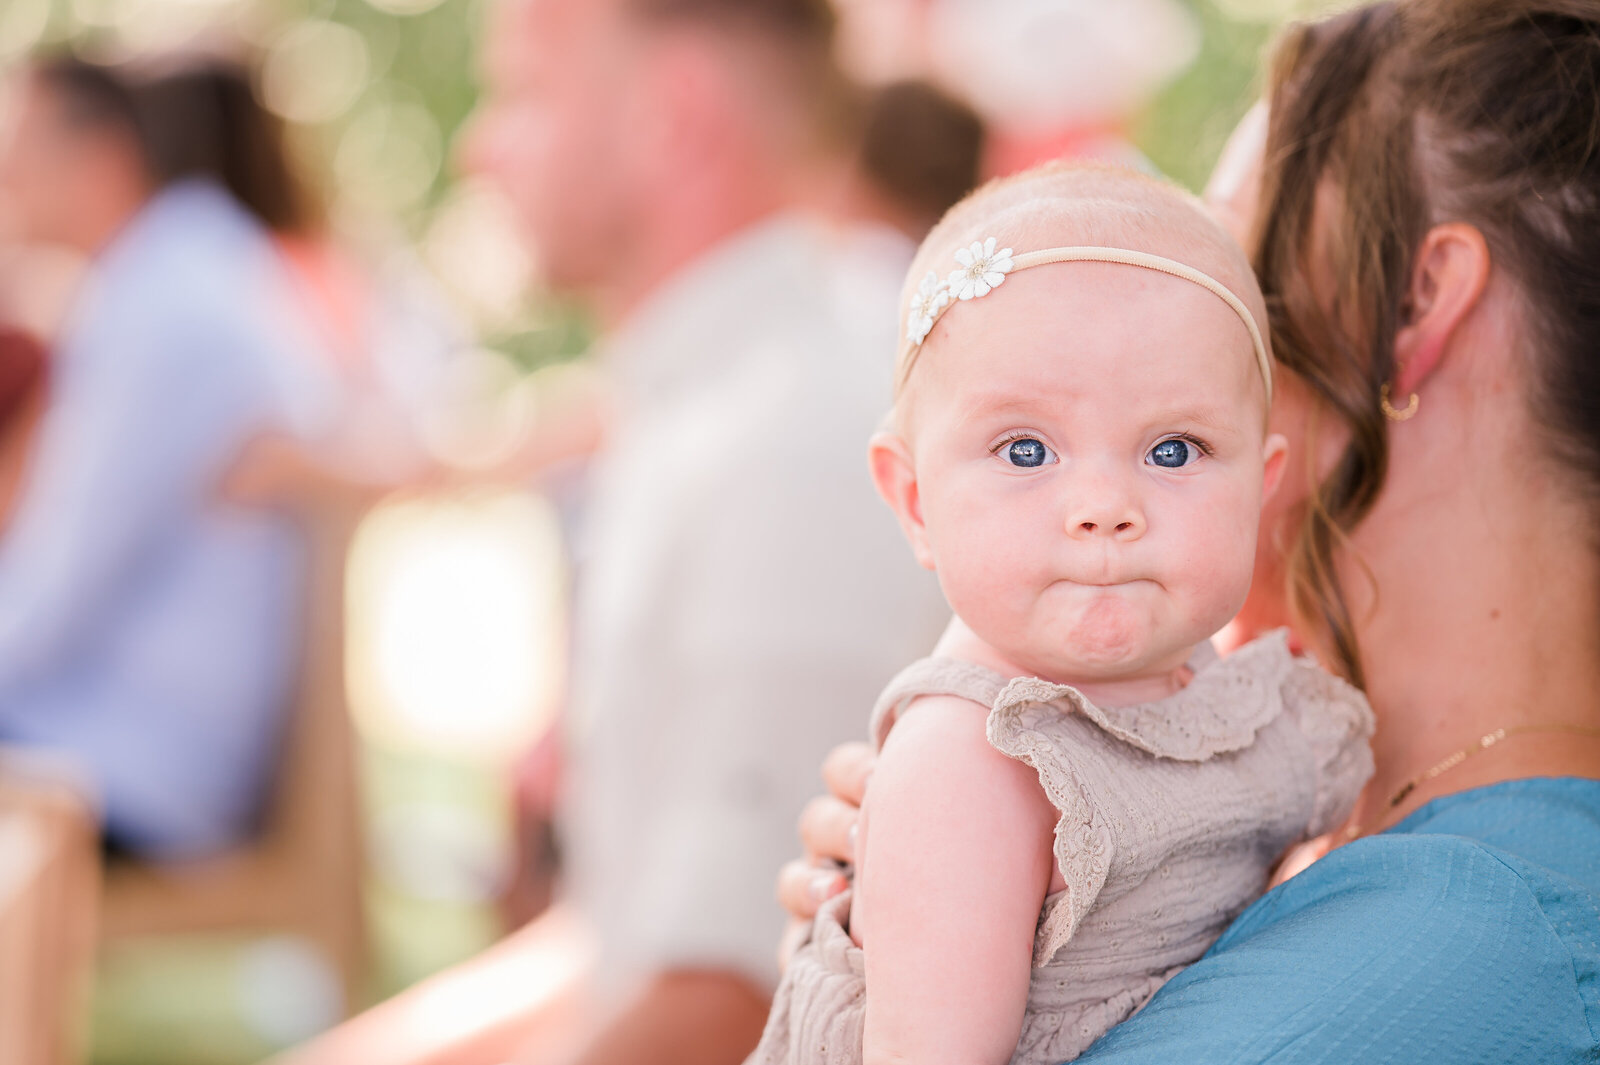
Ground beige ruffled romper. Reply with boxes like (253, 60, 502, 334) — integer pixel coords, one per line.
(751, 632, 1374, 1065)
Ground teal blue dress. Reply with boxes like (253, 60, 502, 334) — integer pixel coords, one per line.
(1074, 777, 1600, 1063)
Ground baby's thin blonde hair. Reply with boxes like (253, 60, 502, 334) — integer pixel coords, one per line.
(895, 162, 1273, 403)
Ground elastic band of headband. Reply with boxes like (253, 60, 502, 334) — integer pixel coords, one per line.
(902, 240, 1273, 405)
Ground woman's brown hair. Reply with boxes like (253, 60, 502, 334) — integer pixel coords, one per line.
(33, 54, 318, 234)
(1254, 0, 1600, 687)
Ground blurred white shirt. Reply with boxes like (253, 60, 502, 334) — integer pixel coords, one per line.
(562, 213, 949, 994)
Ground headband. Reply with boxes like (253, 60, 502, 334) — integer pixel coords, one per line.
(902, 238, 1273, 405)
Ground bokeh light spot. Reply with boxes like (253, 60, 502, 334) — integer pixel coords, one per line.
(346, 491, 566, 761)
(262, 18, 371, 124)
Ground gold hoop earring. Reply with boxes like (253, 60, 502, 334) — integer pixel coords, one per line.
(1380, 384, 1419, 422)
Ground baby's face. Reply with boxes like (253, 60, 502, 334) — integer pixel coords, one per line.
(898, 262, 1279, 683)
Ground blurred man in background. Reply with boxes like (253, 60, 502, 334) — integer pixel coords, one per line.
(0, 55, 332, 857)
(281, 0, 950, 1063)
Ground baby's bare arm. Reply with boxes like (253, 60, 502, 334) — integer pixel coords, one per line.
(856, 694, 1057, 1065)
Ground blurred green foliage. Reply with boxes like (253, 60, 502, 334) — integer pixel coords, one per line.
(1138, 2, 1278, 192)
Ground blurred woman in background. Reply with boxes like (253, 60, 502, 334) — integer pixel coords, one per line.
(0, 52, 335, 857)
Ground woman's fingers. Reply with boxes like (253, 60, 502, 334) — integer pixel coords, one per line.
(777, 859, 848, 922)
(798, 795, 860, 866)
(775, 742, 871, 923)
(820, 741, 875, 807)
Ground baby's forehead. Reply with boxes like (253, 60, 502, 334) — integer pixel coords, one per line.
(912, 196, 1257, 306)
(899, 168, 1271, 388)
(1008, 204, 1218, 263)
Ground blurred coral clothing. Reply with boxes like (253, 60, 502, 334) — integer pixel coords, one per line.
(561, 213, 950, 998)
(0, 180, 335, 858)
(274, 232, 469, 425)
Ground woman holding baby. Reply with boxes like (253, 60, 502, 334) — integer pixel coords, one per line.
(773, 1, 1600, 1062)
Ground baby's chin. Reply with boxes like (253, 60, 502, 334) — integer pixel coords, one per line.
(1008, 591, 1203, 686)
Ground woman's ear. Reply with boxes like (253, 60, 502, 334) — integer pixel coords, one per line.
(868, 431, 936, 571)
(1261, 432, 1290, 502)
(1393, 222, 1491, 396)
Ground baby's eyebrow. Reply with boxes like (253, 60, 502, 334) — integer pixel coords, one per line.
(958, 389, 1057, 416)
(1139, 404, 1243, 434)
(959, 393, 1244, 429)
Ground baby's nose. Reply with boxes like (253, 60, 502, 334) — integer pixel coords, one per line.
(1074, 516, 1142, 537)
(1065, 479, 1146, 541)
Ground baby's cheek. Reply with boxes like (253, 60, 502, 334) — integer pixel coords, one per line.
(1166, 488, 1262, 630)
(925, 516, 1034, 648)
(934, 547, 1023, 637)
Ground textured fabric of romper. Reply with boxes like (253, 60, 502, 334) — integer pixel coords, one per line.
(750, 631, 1375, 1065)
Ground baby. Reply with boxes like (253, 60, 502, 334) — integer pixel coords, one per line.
(750, 164, 1375, 1065)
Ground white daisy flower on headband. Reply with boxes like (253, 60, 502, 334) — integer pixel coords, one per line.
(948, 237, 1015, 300)
(906, 271, 952, 344)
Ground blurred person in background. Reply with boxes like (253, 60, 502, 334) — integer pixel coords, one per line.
(833, 0, 1199, 176)
(495, 70, 984, 937)
(498, 72, 983, 936)
(833, 78, 984, 240)
(924, 0, 1199, 174)
(166, 57, 477, 510)
(279, 0, 949, 1063)
(0, 53, 334, 858)
(222, 65, 478, 507)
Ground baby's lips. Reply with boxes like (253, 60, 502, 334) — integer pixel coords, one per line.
(1048, 574, 1155, 591)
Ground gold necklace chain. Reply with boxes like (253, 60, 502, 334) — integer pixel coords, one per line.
(1343, 722, 1600, 840)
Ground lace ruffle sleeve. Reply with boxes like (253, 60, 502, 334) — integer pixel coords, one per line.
(1280, 654, 1376, 838)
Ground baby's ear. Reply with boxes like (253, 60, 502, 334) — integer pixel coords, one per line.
(1261, 432, 1290, 502)
(868, 431, 936, 570)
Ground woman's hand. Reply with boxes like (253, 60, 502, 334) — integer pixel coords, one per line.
(775, 742, 873, 970)
(776, 741, 874, 923)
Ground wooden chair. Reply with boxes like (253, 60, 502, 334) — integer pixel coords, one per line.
(0, 763, 100, 1065)
(97, 492, 370, 1013)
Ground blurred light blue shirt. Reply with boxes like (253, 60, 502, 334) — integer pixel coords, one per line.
(1075, 776, 1600, 1064)
(0, 181, 332, 858)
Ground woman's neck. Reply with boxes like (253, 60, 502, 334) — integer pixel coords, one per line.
(1343, 451, 1600, 833)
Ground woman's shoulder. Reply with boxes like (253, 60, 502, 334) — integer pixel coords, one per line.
(1244, 777, 1600, 933)
(1225, 779, 1600, 1039)
(1077, 778, 1600, 1064)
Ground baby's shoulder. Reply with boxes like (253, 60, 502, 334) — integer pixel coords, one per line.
(866, 691, 1061, 844)
(868, 659, 1058, 818)
(875, 692, 1008, 774)
(869, 655, 1011, 749)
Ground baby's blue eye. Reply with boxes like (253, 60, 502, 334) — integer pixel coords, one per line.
(1003, 438, 1053, 468)
(1148, 439, 1198, 468)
